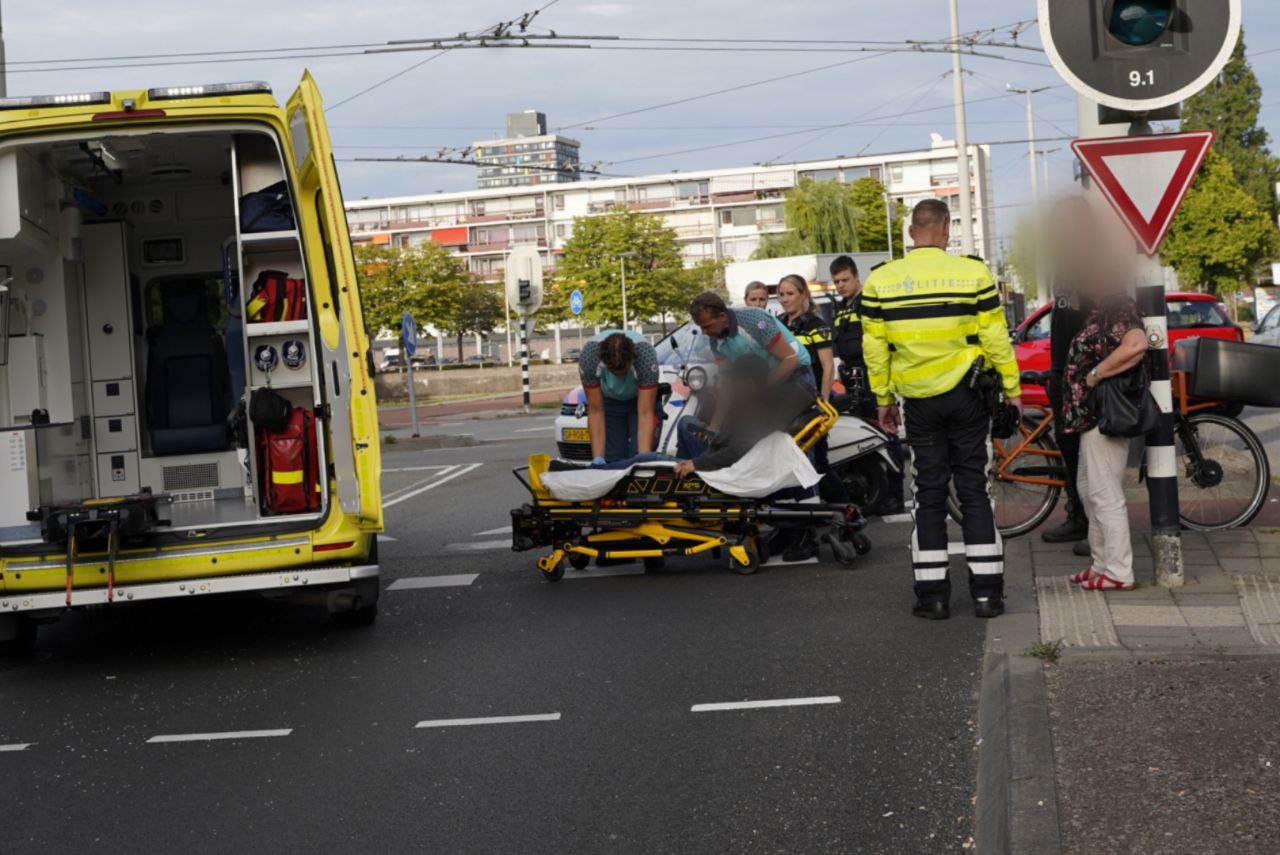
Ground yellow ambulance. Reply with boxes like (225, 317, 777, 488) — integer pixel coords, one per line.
(0, 74, 382, 651)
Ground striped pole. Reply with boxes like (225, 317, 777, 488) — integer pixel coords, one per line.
(520, 314, 531, 414)
(1136, 257, 1183, 587)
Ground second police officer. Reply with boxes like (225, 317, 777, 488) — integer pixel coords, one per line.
(861, 200, 1022, 621)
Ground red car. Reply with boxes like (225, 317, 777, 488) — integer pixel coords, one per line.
(1012, 292, 1244, 407)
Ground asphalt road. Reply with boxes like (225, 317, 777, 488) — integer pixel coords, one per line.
(0, 416, 987, 854)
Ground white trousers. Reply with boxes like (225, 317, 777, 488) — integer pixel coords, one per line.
(1077, 427, 1134, 585)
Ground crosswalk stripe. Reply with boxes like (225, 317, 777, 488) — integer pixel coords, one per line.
(388, 574, 478, 590)
(444, 539, 511, 552)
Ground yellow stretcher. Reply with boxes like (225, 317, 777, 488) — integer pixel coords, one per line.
(510, 398, 871, 580)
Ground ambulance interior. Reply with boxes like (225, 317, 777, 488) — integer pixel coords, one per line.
(0, 127, 326, 545)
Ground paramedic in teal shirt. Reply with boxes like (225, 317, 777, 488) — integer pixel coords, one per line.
(577, 330, 661, 464)
(676, 292, 816, 458)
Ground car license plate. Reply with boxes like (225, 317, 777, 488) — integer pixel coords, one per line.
(562, 428, 590, 442)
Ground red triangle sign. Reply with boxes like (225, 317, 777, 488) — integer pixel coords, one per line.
(1071, 131, 1216, 256)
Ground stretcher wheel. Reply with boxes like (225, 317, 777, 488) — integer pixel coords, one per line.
(538, 555, 566, 582)
(568, 552, 590, 571)
(643, 556, 666, 573)
(730, 541, 761, 575)
(825, 534, 858, 568)
(851, 533, 872, 556)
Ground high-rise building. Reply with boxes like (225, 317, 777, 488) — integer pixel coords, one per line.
(347, 134, 997, 281)
(473, 111, 581, 190)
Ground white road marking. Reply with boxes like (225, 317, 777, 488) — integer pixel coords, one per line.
(514, 426, 552, 434)
(388, 574, 478, 590)
(383, 466, 452, 474)
(147, 729, 292, 744)
(444, 539, 511, 552)
(948, 542, 965, 555)
(880, 513, 913, 524)
(475, 525, 513, 536)
(564, 566, 646, 580)
(381, 466, 457, 503)
(383, 463, 483, 509)
(415, 713, 561, 729)
(377, 534, 396, 543)
(691, 696, 842, 713)
(762, 555, 820, 568)
(0, 743, 32, 752)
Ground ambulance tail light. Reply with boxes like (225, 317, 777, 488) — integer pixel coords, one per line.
(147, 82, 273, 100)
(0, 91, 112, 111)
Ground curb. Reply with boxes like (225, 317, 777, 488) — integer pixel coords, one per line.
(975, 607, 1063, 852)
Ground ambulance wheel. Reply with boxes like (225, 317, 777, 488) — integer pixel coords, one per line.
(731, 541, 761, 575)
(643, 556, 666, 573)
(568, 552, 590, 571)
(851, 533, 873, 556)
(0, 616, 36, 657)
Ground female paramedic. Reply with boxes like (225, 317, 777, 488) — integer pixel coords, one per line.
(578, 331, 661, 464)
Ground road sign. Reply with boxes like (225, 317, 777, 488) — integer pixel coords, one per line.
(401, 311, 417, 357)
(569, 289, 584, 315)
(1071, 130, 1214, 256)
(1039, 0, 1241, 112)
(505, 245, 544, 315)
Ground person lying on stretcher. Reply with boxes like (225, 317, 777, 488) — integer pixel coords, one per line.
(573, 354, 814, 477)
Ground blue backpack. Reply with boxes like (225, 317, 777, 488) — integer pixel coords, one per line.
(239, 181, 295, 233)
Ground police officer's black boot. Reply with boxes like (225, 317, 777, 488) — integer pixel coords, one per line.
(970, 570, 1005, 618)
(912, 600, 951, 620)
(912, 578, 950, 621)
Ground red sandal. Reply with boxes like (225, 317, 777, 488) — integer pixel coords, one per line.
(1078, 572, 1134, 591)
(1069, 568, 1096, 585)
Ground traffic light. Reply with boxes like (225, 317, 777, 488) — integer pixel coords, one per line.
(1039, 0, 1241, 112)
(518, 279, 532, 304)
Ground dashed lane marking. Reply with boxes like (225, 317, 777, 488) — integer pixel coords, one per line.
(691, 696, 842, 713)
(415, 713, 561, 729)
(880, 513, 912, 524)
(388, 574, 478, 591)
(383, 463, 483, 509)
(948, 542, 965, 555)
(475, 526, 513, 537)
(565, 566, 647, 580)
(383, 466, 452, 474)
(377, 534, 396, 543)
(762, 556, 819, 568)
(147, 729, 292, 744)
(444, 539, 512, 553)
(0, 743, 32, 752)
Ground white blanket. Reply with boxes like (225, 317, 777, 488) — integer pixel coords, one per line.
(541, 432, 821, 501)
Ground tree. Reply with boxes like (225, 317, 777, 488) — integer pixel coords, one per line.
(1003, 215, 1040, 298)
(436, 283, 505, 362)
(1161, 150, 1277, 296)
(553, 209, 687, 327)
(848, 177, 906, 257)
(1182, 35, 1280, 222)
(754, 178, 867, 258)
(355, 242, 471, 337)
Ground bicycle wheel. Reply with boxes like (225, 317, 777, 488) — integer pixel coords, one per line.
(1175, 413, 1270, 530)
(946, 426, 1063, 539)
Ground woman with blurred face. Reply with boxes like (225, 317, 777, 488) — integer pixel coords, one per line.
(743, 281, 770, 309)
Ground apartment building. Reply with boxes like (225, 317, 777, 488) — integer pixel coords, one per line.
(346, 134, 996, 282)
(473, 110, 582, 190)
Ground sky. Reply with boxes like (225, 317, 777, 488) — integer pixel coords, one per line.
(3, 0, 1278, 255)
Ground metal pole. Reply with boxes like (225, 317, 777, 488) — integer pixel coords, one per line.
(1010, 86, 1050, 301)
(520, 313, 531, 413)
(620, 257, 628, 329)
(883, 189, 895, 259)
(0, 0, 8, 99)
(404, 333, 421, 438)
(1141, 258, 1183, 587)
(502, 250, 513, 367)
(948, 0, 975, 256)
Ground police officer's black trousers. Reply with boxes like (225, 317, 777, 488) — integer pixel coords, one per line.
(903, 383, 1003, 605)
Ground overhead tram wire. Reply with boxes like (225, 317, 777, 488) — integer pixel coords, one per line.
(342, 154, 628, 179)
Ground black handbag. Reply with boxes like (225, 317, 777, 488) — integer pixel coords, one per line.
(249, 388, 292, 433)
(1095, 362, 1159, 438)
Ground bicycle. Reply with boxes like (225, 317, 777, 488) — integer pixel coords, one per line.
(946, 370, 1271, 537)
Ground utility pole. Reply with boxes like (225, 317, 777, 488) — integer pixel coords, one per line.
(883, 188, 895, 259)
(1009, 85, 1050, 301)
(948, 0, 975, 256)
(618, 250, 636, 329)
(0, 0, 8, 98)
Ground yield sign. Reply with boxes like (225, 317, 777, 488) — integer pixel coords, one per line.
(1071, 131, 1216, 256)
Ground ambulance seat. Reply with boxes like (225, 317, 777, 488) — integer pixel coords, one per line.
(146, 284, 232, 456)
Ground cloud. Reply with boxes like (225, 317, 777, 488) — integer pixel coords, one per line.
(575, 3, 630, 17)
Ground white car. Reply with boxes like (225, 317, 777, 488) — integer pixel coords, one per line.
(1254, 304, 1280, 347)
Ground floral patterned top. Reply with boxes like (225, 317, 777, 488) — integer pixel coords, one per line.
(1062, 295, 1144, 434)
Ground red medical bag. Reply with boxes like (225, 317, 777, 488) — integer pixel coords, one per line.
(246, 270, 308, 323)
(257, 407, 320, 514)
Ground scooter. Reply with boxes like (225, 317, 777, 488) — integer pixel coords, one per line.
(825, 367, 904, 515)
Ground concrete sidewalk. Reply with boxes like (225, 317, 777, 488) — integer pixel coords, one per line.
(980, 528, 1280, 853)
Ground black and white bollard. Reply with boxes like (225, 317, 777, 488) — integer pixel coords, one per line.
(1137, 258, 1183, 587)
(520, 313, 531, 414)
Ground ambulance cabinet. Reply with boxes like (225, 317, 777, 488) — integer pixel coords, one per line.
(81, 223, 142, 497)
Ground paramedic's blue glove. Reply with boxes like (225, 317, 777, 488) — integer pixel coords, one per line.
(591, 456, 607, 467)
